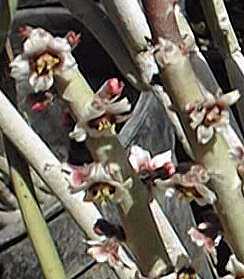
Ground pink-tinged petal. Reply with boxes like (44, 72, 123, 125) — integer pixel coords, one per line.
(188, 227, 206, 247)
(150, 150, 172, 170)
(18, 25, 33, 39)
(197, 125, 214, 144)
(128, 145, 151, 173)
(163, 162, 176, 176)
(188, 225, 216, 253)
(31, 102, 49, 112)
(97, 78, 124, 99)
(68, 164, 90, 188)
(107, 79, 124, 97)
(87, 246, 109, 263)
(23, 28, 53, 56)
(48, 37, 71, 53)
(220, 90, 240, 106)
(66, 31, 81, 47)
(29, 72, 54, 93)
(10, 55, 30, 80)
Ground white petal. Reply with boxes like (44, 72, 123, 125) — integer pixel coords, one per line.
(59, 52, 77, 72)
(188, 228, 205, 247)
(96, 78, 124, 100)
(226, 254, 244, 275)
(164, 188, 176, 198)
(29, 72, 54, 92)
(10, 55, 30, 80)
(150, 150, 172, 170)
(197, 125, 214, 144)
(128, 145, 151, 172)
(69, 125, 87, 142)
(106, 97, 131, 115)
(49, 37, 71, 52)
(220, 90, 240, 106)
(194, 184, 217, 206)
(189, 109, 206, 129)
(24, 28, 52, 56)
(87, 246, 108, 263)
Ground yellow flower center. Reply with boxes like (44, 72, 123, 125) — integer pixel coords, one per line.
(84, 183, 116, 205)
(94, 185, 115, 204)
(35, 53, 60, 75)
(88, 115, 116, 134)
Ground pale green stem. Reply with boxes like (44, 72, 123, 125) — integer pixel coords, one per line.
(57, 69, 173, 277)
(4, 139, 67, 279)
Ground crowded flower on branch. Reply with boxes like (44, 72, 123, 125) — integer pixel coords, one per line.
(155, 165, 217, 206)
(69, 78, 131, 142)
(185, 90, 240, 144)
(10, 26, 78, 92)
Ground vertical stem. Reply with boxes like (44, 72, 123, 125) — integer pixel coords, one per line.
(57, 70, 173, 277)
(143, 0, 244, 263)
(4, 139, 67, 279)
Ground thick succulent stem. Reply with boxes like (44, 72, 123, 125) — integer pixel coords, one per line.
(57, 69, 173, 277)
(143, 0, 244, 264)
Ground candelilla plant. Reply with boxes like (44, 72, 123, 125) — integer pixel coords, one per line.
(2, 0, 244, 278)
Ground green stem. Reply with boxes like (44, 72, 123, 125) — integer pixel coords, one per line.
(57, 69, 173, 277)
(4, 139, 67, 279)
(0, 0, 18, 51)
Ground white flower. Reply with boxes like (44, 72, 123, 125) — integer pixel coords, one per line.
(128, 145, 175, 175)
(86, 239, 126, 268)
(10, 27, 77, 92)
(188, 223, 221, 253)
(68, 161, 133, 214)
(186, 90, 240, 144)
(155, 165, 216, 206)
(69, 78, 131, 142)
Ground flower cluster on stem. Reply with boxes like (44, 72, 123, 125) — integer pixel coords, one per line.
(185, 91, 240, 144)
(69, 78, 131, 142)
(10, 26, 78, 93)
